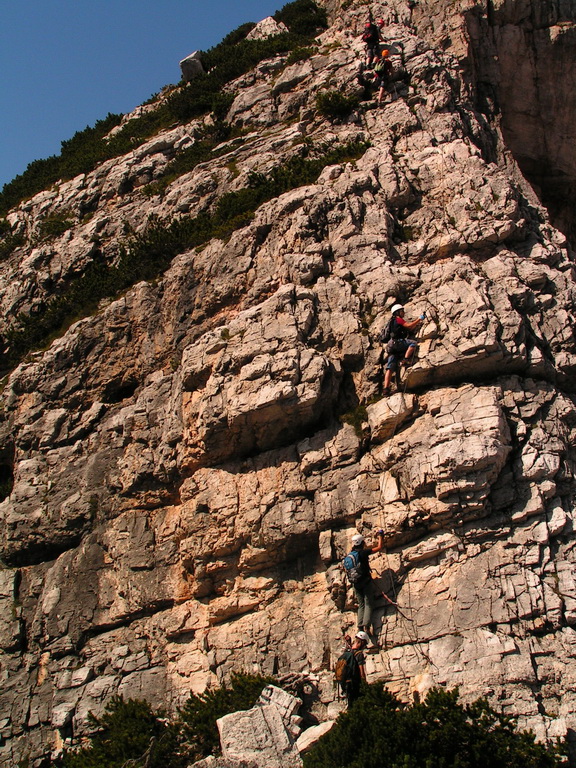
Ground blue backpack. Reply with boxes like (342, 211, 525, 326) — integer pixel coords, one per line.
(343, 549, 365, 585)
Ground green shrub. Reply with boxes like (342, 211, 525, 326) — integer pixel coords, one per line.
(36, 211, 74, 241)
(59, 676, 275, 767)
(274, 0, 328, 36)
(340, 404, 368, 436)
(286, 46, 317, 65)
(315, 91, 360, 121)
(179, 672, 275, 761)
(0, 231, 25, 261)
(219, 21, 257, 47)
(62, 696, 184, 768)
(303, 685, 567, 768)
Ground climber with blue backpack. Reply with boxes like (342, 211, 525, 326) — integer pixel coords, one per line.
(343, 531, 385, 636)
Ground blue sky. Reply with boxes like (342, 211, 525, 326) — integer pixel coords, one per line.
(0, 0, 284, 190)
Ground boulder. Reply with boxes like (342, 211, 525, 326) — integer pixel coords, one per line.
(217, 686, 303, 768)
(296, 721, 335, 754)
(180, 50, 205, 81)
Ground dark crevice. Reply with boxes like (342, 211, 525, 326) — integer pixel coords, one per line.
(102, 376, 139, 403)
(0, 460, 14, 503)
(78, 599, 177, 649)
(2, 535, 87, 569)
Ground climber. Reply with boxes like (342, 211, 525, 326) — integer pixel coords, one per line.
(335, 630, 369, 707)
(381, 304, 425, 395)
(373, 49, 394, 105)
(361, 20, 382, 67)
(343, 530, 385, 636)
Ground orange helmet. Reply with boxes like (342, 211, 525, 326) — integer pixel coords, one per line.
(382, 49, 390, 58)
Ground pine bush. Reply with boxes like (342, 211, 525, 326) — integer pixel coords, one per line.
(303, 685, 567, 768)
(61, 696, 184, 768)
(274, 0, 328, 36)
(58, 676, 275, 767)
(316, 91, 360, 121)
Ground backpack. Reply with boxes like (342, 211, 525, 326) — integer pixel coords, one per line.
(374, 59, 393, 80)
(342, 549, 365, 585)
(334, 650, 361, 688)
(380, 316, 407, 344)
(380, 316, 396, 344)
(362, 25, 378, 43)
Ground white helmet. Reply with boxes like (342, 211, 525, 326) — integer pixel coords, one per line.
(351, 533, 364, 546)
(356, 630, 370, 643)
(391, 303, 404, 315)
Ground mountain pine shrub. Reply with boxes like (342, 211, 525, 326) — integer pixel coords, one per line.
(316, 90, 360, 121)
(61, 696, 184, 768)
(178, 672, 275, 761)
(36, 211, 74, 242)
(274, 0, 328, 36)
(2, 139, 369, 372)
(303, 685, 567, 768)
(287, 46, 318, 65)
(0, 230, 25, 262)
(58, 675, 274, 767)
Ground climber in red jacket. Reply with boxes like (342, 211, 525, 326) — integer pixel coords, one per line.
(361, 20, 382, 66)
(382, 304, 425, 395)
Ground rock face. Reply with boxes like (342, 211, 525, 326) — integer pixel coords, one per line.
(411, 0, 576, 242)
(1, 0, 576, 765)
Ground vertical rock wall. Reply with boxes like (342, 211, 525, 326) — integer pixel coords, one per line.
(405, 0, 576, 240)
(1, 0, 576, 764)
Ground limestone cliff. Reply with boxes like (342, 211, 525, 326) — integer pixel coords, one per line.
(1, 0, 576, 764)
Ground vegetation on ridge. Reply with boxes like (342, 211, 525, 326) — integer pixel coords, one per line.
(2, 140, 369, 371)
(0, 0, 327, 217)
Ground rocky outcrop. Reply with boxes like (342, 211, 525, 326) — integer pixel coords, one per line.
(217, 685, 303, 767)
(180, 51, 205, 82)
(1, 1, 576, 766)
(246, 17, 289, 41)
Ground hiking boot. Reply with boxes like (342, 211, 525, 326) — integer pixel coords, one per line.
(382, 386, 391, 396)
